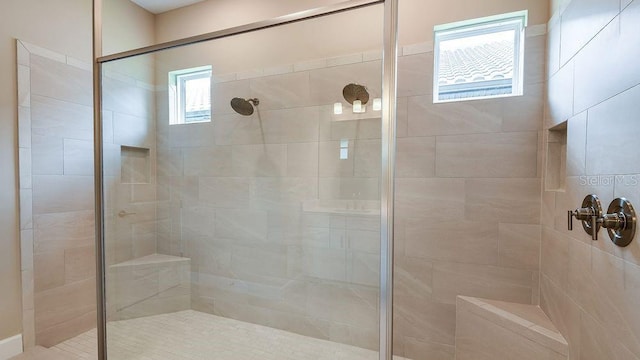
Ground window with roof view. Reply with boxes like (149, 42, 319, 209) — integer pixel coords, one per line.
(169, 66, 212, 125)
(433, 11, 527, 103)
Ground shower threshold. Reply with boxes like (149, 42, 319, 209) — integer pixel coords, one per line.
(47, 310, 409, 360)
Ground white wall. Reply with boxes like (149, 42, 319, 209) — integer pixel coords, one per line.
(155, 0, 346, 44)
(103, 0, 156, 56)
(397, 0, 548, 44)
(0, 0, 92, 342)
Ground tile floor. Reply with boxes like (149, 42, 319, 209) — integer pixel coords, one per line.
(40, 310, 408, 360)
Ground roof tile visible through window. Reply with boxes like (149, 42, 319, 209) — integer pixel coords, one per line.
(434, 12, 526, 102)
(168, 66, 212, 125)
(439, 38, 514, 87)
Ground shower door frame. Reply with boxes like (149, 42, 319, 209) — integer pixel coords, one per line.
(92, 1, 398, 359)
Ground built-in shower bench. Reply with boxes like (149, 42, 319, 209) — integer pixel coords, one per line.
(455, 296, 569, 360)
(107, 254, 191, 321)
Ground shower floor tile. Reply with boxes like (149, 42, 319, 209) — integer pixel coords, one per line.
(46, 310, 407, 360)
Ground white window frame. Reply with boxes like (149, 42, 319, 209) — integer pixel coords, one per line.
(168, 66, 212, 125)
(433, 10, 528, 103)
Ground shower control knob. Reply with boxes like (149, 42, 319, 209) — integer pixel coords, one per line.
(567, 194, 603, 241)
(568, 210, 599, 241)
(600, 198, 637, 247)
(602, 213, 625, 230)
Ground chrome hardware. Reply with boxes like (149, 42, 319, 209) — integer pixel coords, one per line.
(568, 194, 603, 241)
(118, 210, 137, 218)
(600, 198, 636, 247)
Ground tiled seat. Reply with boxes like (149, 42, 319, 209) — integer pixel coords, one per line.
(455, 296, 569, 360)
(107, 254, 191, 321)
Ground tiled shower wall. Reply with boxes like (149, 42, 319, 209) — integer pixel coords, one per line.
(17, 41, 96, 348)
(391, 29, 545, 359)
(18, 26, 548, 358)
(155, 54, 385, 350)
(154, 27, 546, 357)
(16, 42, 158, 347)
(102, 57, 159, 268)
(541, 0, 640, 359)
(102, 56, 162, 320)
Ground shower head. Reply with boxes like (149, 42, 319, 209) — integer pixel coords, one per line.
(230, 97, 259, 116)
(342, 83, 370, 105)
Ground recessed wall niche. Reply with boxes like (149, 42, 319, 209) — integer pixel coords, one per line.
(121, 146, 150, 184)
(545, 122, 567, 191)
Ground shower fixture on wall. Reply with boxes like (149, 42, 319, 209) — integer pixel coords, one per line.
(568, 194, 603, 240)
(568, 194, 637, 246)
(343, 83, 370, 106)
(230, 97, 260, 116)
(601, 197, 636, 247)
(230, 97, 266, 146)
(343, 83, 368, 113)
(335, 83, 382, 114)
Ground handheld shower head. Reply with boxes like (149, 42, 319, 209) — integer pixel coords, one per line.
(230, 97, 259, 116)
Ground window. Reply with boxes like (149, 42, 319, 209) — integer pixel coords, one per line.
(339, 139, 349, 160)
(168, 66, 212, 125)
(433, 11, 527, 103)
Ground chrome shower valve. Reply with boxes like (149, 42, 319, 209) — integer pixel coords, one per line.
(600, 198, 637, 247)
(568, 194, 603, 241)
(567, 195, 637, 246)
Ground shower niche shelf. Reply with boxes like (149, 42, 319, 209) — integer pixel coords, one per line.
(121, 146, 151, 184)
(545, 123, 567, 192)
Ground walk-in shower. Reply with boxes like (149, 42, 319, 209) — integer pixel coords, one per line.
(81, 0, 619, 359)
(11, 0, 637, 358)
(94, 1, 396, 359)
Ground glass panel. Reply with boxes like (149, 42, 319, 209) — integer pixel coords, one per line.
(102, 3, 384, 359)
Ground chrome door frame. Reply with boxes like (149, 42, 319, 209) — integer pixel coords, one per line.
(91, 1, 398, 359)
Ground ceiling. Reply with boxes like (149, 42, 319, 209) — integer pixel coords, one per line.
(130, 0, 207, 14)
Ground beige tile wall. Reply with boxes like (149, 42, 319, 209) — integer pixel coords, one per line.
(155, 48, 384, 350)
(20, 28, 549, 358)
(107, 254, 191, 321)
(392, 31, 546, 359)
(541, 0, 640, 359)
(17, 42, 159, 348)
(17, 42, 97, 348)
(455, 297, 568, 360)
(16, 25, 548, 358)
(152, 27, 545, 357)
(101, 55, 159, 269)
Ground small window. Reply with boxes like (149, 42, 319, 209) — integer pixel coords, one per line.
(433, 11, 527, 103)
(339, 139, 349, 160)
(168, 66, 212, 125)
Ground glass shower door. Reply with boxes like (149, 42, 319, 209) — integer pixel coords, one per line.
(100, 3, 387, 358)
